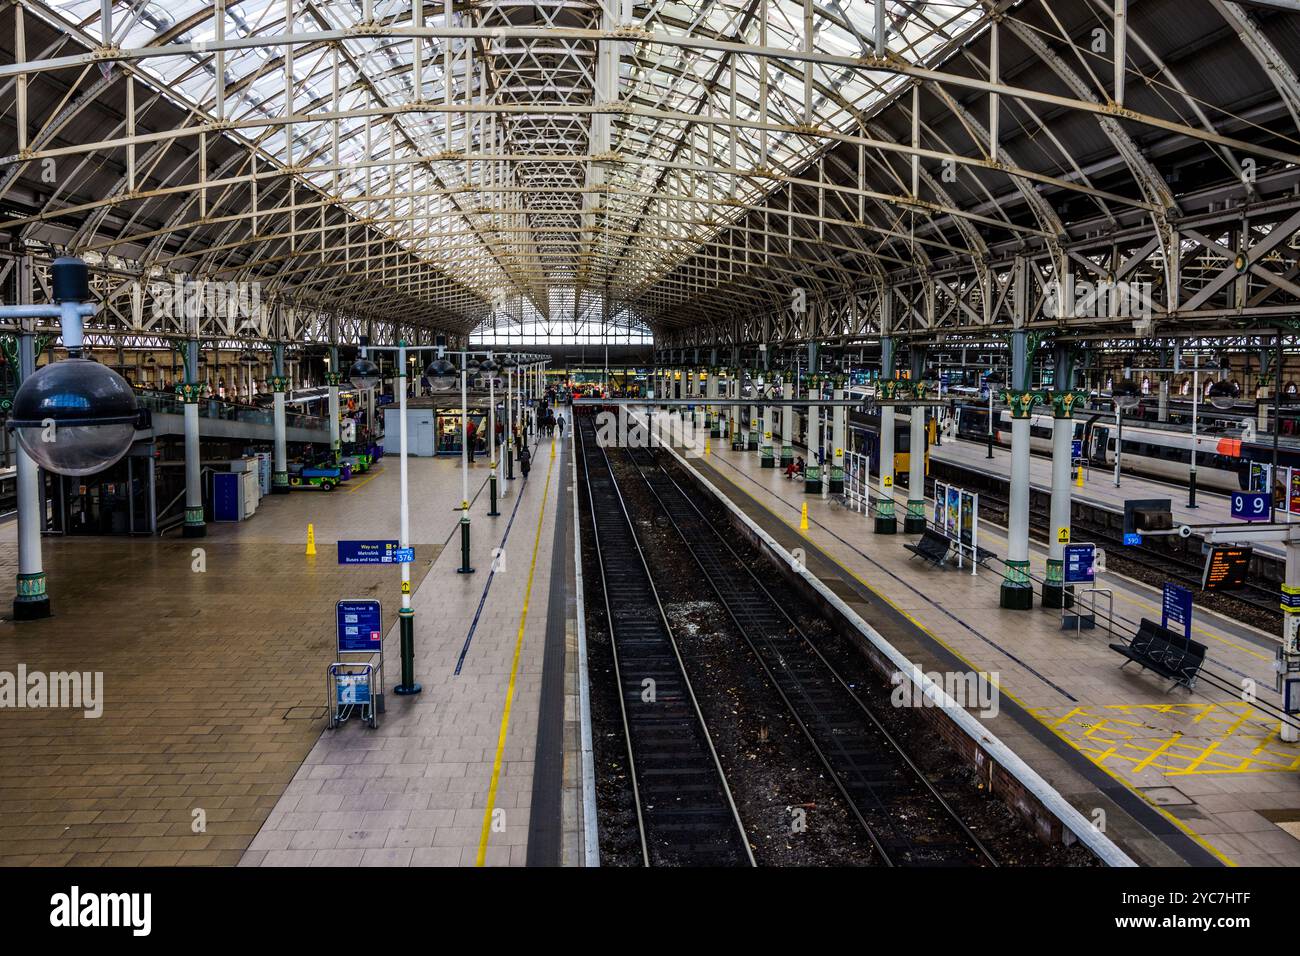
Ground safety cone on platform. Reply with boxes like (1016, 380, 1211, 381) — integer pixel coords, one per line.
(305, 523, 317, 556)
(800, 503, 809, 531)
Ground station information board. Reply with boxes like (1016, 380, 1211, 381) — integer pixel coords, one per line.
(1063, 544, 1096, 585)
(1201, 546, 1252, 591)
(336, 599, 383, 653)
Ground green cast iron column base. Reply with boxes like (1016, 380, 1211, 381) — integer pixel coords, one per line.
(13, 571, 50, 620)
(1000, 559, 1034, 609)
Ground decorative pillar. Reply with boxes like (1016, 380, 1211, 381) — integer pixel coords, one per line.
(830, 377, 846, 494)
(1001, 331, 1037, 610)
(178, 339, 207, 535)
(749, 369, 761, 450)
(875, 338, 898, 534)
(905, 346, 928, 533)
(780, 376, 794, 468)
(1044, 345, 1085, 609)
(761, 374, 777, 468)
(708, 367, 721, 438)
(271, 343, 290, 494)
(730, 369, 743, 450)
(11, 327, 49, 618)
(326, 345, 342, 464)
(805, 375, 822, 494)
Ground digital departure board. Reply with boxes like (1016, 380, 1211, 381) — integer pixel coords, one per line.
(1202, 546, 1252, 590)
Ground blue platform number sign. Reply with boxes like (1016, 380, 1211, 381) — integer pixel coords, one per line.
(1063, 544, 1096, 585)
(1161, 583, 1193, 641)
(337, 599, 383, 654)
(338, 540, 401, 564)
(1231, 491, 1271, 522)
(1122, 532, 1142, 546)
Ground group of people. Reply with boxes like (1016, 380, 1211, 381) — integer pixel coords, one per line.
(534, 407, 566, 436)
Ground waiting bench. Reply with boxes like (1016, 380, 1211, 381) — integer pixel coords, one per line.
(904, 529, 951, 568)
(1109, 618, 1206, 691)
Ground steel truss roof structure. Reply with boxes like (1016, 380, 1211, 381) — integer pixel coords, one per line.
(0, 0, 1298, 352)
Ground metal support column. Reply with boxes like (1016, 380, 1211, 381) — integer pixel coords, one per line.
(905, 346, 928, 533)
(1001, 331, 1036, 609)
(1044, 348, 1082, 609)
(830, 380, 846, 494)
(875, 338, 897, 534)
(13, 327, 48, 618)
(271, 344, 289, 494)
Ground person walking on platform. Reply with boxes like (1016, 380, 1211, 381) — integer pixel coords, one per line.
(519, 443, 532, 479)
(557, 413, 566, 436)
(465, 419, 476, 463)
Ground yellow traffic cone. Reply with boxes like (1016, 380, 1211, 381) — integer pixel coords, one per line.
(305, 523, 317, 556)
(800, 502, 809, 531)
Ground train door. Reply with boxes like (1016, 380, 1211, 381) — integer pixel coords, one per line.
(1089, 425, 1110, 465)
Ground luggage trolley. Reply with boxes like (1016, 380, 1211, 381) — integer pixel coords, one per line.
(329, 599, 386, 729)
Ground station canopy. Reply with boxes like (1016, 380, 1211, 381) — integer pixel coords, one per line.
(1, 1, 1297, 348)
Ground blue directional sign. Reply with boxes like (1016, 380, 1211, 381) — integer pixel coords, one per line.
(336, 599, 383, 653)
(1063, 544, 1096, 584)
(338, 539, 401, 564)
(1231, 491, 1271, 522)
(1161, 583, 1193, 642)
(1071, 439, 1083, 460)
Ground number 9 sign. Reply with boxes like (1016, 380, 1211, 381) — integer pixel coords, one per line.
(1231, 491, 1271, 521)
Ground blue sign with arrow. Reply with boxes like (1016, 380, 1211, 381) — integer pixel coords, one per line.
(338, 540, 401, 564)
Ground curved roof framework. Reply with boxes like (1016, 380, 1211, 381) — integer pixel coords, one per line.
(0, 0, 1297, 352)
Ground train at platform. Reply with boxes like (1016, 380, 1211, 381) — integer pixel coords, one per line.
(951, 402, 1300, 492)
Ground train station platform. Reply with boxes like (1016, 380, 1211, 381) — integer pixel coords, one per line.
(663, 425, 1300, 867)
(0, 430, 584, 867)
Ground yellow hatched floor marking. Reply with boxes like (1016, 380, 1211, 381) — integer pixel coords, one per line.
(1034, 701, 1300, 778)
(475, 436, 557, 866)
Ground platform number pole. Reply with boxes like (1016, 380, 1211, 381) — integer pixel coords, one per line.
(13, 324, 48, 618)
(488, 366, 500, 517)
(459, 350, 475, 575)
(394, 339, 421, 695)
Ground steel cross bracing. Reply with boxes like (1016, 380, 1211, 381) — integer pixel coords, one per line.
(0, 0, 1297, 352)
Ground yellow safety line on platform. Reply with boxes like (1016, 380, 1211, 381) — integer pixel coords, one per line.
(697, 452, 1238, 867)
(343, 466, 384, 493)
(476, 435, 557, 866)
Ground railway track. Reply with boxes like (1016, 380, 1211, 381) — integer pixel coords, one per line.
(622, 442, 997, 867)
(576, 416, 754, 867)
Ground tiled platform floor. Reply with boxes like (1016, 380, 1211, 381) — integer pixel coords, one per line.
(241, 432, 568, 867)
(0, 450, 508, 865)
(663, 413, 1300, 866)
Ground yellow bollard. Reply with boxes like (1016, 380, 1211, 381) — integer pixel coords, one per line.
(1075, 465, 1084, 487)
(305, 523, 317, 556)
(800, 502, 809, 531)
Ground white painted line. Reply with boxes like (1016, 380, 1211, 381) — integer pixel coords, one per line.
(571, 427, 600, 867)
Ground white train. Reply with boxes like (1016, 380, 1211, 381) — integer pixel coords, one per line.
(951, 403, 1266, 492)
